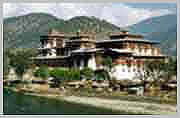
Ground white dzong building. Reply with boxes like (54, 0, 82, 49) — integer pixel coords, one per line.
(33, 29, 167, 80)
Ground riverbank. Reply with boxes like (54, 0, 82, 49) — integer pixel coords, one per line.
(4, 86, 177, 115)
(4, 88, 126, 115)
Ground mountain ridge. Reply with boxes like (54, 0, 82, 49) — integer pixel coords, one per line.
(3, 13, 121, 48)
(3, 13, 177, 56)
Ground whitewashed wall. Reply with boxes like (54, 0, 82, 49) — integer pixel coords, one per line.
(111, 64, 144, 80)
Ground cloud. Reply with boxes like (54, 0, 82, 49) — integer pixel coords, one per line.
(3, 3, 175, 27)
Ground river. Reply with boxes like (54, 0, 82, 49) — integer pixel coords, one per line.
(3, 88, 123, 115)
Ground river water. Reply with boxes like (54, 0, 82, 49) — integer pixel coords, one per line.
(3, 88, 122, 115)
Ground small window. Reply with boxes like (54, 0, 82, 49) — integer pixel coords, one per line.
(138, 69, 141, 72)
(133, 68, 136, 72)
(139, 48, 142, 52)
(122, 68, 125, 72)
(144, 48, 147, 53)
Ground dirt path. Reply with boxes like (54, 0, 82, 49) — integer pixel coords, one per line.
(60, 96, 176, 114)
(24, 92, 176, 114)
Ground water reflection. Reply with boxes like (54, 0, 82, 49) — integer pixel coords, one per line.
(3, 88, 122, 115)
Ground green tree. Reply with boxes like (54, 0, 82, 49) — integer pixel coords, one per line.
(158, 57, 177, 84)
(135, 59, 173, 91)
(3, 49, 10, 79)
(167, 57, 177, 76)
(68, 68, 81, 81)
(101, 56, 116, 80)
(80, 67, 94, 79)
(49, 68, 66, 80)
(100, 56, 118, 88)
(8, 48, 37, 81)
(34, 65, 49, 79)
(49, 68, 81, 81)
(95, 70, 109, 81)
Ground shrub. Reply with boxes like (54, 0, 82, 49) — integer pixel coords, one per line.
(80, 67, 94, 79)
(3, 50, 10, 78)
(49, 68, 65, 80)
(6, 48, 38, 80)
(49, 68, 81, 81)
(95, 70, 109, 80)
(34, 65, 49, 79)
(67, 68, 81, 81)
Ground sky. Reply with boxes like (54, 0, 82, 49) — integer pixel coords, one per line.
(3, 3, 177, 27)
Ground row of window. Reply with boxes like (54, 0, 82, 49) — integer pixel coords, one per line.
(122, 68, 143, 73)
(126, 43, 152, 48)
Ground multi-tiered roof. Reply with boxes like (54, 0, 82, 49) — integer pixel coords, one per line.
(33, 29, 167, 67)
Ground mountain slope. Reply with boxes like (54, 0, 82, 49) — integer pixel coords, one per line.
(4, 13, 177, 56)
(128, 14, 177, 34)
(128, 14, 177, 56)
(4, 13, 63, 48)
(4, 13, 120, 48)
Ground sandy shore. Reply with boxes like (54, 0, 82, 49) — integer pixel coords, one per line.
(4, 87, 177, 115)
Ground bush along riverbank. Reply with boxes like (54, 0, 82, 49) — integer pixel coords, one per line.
(4, 66, 177, 105)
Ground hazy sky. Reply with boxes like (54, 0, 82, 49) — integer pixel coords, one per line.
(3, 3, 176, 27)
